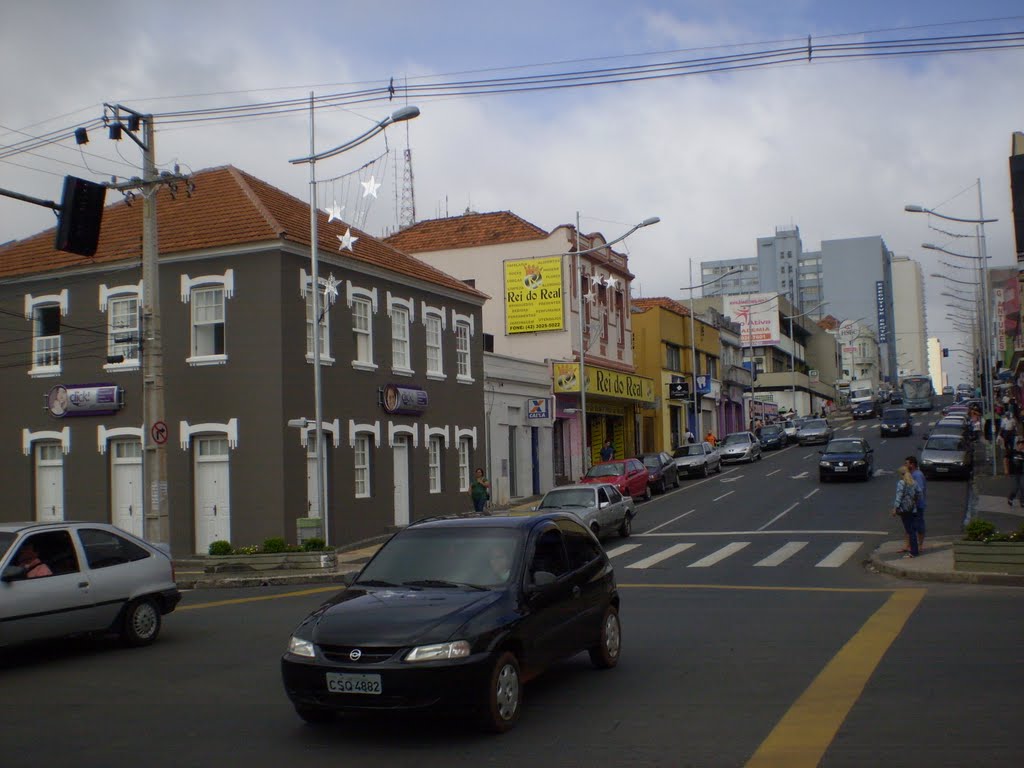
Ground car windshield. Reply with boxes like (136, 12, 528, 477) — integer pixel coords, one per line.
(723, 433, 749, 445)
(356, 527, 522, 589)
(642, 456, 662, 469)
(802, 420, 827, 429)
(539, 489, 595, 509)
(0, 532, 13, 561)
(825, 440, 863, 453)
(926, 437, 965, 451)
(883, 409, 908, 419)
(762, 426, 782, 435)
(586, 463, 624, 478)
(673, 445, 703, 457)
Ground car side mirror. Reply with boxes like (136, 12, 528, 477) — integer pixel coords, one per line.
(526, 570, 557, 593)
(599, 501, 609, 509)
(1, 564, 27, 582)
(338, 571, 355, 587)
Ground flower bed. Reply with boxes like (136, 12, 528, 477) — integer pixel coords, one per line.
(953, 519, 1024, 574)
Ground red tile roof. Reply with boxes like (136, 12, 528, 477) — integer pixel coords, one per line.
(632, 297, 692, 317)
(384, 211, 550, 253)
(0, 166, 485, 300)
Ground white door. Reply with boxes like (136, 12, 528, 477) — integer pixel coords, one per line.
(35, 442, 64, 522)
(393, 436, 410, 527)
(306, 432, 328, 519)
(194, 437, 230, 553)
(111, 439, 143, 538)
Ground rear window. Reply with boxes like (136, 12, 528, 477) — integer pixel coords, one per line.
(78, 528, 151, 569)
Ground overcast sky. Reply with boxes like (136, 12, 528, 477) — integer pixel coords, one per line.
(2, 1, 1022, 379)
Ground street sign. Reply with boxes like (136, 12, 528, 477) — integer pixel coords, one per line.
(696, 375, 711, 395)
(151, 421, 168, 445)
(809, 369, 819, 383)
(668, 381, 689, 399)
(526, 398, 549, 419)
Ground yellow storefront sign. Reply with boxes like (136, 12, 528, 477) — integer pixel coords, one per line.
(553, 362, 654, 404)
(504, 256, 564, 334)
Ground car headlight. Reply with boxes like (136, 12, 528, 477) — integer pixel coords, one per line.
(404, 640, 471, 663)
(288, 635, 316, 658)
(921, 460, 934, 466)
(900, 423, 908, 428)
(852, 460, 865, 466)
(819, 460, 830, 467)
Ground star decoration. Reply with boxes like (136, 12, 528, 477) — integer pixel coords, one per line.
(337, 228, 359, 252)
(361, 175, 382, 198)
(584, 287, 598, 304)
(603, 275, 619, 291)
(323, 274, 339, 306)
(325, 201, 344, 222)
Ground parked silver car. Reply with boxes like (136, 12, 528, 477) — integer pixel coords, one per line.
(796, 418, 833, 446)
(919, 435, 973, 479)
(0, 521, 181, 649)
(534, 483, 637, 539)
(719, 431, 762, 463)
(672, 442, 722, 477)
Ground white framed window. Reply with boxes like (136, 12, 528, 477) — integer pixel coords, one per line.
(181, 271, 233, 366)
(107, 296, 140, 367)
(425, 313, 444, 377)
(456, 322, 471, 381)
(458, 437, 471, 492)
(305, 291, 332, 363)
(428, 436, 442, 493)
(354, 435, 370, 498)
(25, 290, 68, 376)
(391, 306, 411, 373)
(352, 298, 373, 367)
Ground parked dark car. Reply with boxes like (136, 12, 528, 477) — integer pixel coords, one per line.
(758, 424, 788, 450)
(851, 400, 879, 419)
(879, 408, 912, 437)
(818, 438, 875, 481)
(639, 452, 680, 494)
(796, 419, 833, 446)
(281, 513, 621, 732)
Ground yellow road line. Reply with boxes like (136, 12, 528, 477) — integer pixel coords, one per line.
(745, 588, 926, 767)
(178, 585, 341, 611)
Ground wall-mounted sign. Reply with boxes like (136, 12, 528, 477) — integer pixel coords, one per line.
(696, 375, 711, 395)
(725, 293, 781, 346)
(504, 256, 565, 334)
(552, 362, 655, 403)
(875, 281, 888, 344)
(47, 383, 123, 418)
(668, 381, 689, 399)
(381, 384, 429, 416)
(526, 398, 549, 419)
(809, 369, 820, 383)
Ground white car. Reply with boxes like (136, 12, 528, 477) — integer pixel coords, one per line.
(719, 431, 763, 463)
(782, 420, 798, 440)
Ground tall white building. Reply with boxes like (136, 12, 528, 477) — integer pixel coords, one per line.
(890, 256, 928, 378)
(927, 337, 946, 391)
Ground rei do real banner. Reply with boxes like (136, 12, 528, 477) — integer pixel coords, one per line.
(504, 256, 565, 334)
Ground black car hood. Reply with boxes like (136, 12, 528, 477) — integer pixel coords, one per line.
(821, 451, 866, 461)
(310, 587, 504, 646)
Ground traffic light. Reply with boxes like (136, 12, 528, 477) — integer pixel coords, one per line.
(943, 348, 949, 357)
(55, 175, 106, 257)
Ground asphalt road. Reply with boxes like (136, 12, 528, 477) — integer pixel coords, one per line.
(2, 413, 1022, 767)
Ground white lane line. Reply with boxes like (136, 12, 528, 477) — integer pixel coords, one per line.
(605, 543, 641, 559)
(790, 472, 808, 479)
(688, 541, 750, 567)
(802, 453, 814, 459)
(754, 541, 808, 567)
(816, 542, 863, 568)
(766, 469, 781, 477)
(857, 425, 867, 431)
(758, 502, 800, 531)
(625, 543, 695, 569)
(637, 529, 888, 536)
(804, 488, 820, 500)
(720, 476, 744, 483)
(644, 509, 697, 535)
(713, 490, 735, 502)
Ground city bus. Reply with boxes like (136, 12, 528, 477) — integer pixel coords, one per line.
(900, 374, 935, 411)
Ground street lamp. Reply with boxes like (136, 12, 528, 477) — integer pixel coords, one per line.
(783, 301, 828, 415)
(680, 267, 742, 442)
(289, 102, 420, 545)
(909, 188, 998, 474)
(572, 214, 659, 473)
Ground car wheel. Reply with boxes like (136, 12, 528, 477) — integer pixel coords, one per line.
(590, 522, 601, 540)
(480, 651, 521, 733)
(295, 705, 335, 724)
(589, 605, 622, 670)
(715, 461, 722, 474)
(673, 472, 680, 489)
(121, 597, 161, 646)
(643, 485, 652, 502)
(701, 463, 709, 478)
(619, 514, 632, 539)
(658, 478, 666, 494)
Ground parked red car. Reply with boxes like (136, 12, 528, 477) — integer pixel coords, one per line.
(581, 458, 651, 501)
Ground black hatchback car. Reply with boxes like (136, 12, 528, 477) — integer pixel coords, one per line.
(281, 514, 620, 732)
(879, 408, 912, 437)
(818, 437, 875, 481)
(758, 424, 788, 450)
(852, 400, 879, 419)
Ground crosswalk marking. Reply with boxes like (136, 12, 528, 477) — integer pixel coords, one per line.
(605, 543, 641, 559)
(815, 542, 862, 568)
(688, 541, 750, 567)
(625, 543, 695, 569)
(755, 541, 808, 566)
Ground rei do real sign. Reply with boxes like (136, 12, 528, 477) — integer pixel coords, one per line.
(504, 256, 565, 334)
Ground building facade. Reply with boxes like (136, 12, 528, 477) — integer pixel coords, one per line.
(890, 255, 929, 378)
(0, 166, 487, 554)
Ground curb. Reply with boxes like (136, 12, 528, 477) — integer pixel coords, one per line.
(868, 542, 1024, 587)
(176, 565, 360, 590)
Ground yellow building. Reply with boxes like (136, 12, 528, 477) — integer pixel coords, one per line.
(632, 298, 722, 451)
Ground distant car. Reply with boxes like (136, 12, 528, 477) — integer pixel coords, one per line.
(581, 458, 651, 501)
(880, 408, 912, 437)
(920, 435, 973, 478)
(719, 432, 762, 463)
(535, 484, 636, 539)
(942, 385, 955, 395)
(819, 438, 874, 481)
(1, 521, 181, 650)
(758, 424, 788, 450)
(639, 452, 680, 494)
(851, 400, 879, 420)
(889, 393, 904, 405)
(928, 422, 970, 440)
(672, 442, 722, 477)
(781, 420, 799, 440)
(281, 513, 621, 731)
(797, 419, 833, 446)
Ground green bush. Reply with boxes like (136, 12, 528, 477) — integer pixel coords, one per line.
(963, 518, 997, 542)
(302, 537, 326, 552)
(208, 540, 233, 556)
(261, 537, 288, 553)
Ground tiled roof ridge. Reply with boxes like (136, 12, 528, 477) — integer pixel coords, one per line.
(632, 296, 692, 316)
(228, 166, 288, 239)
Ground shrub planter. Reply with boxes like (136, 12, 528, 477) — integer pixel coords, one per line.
(953, 542, 1024, 574)
(204, 550, 337, 574)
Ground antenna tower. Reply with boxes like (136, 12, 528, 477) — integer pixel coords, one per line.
(399, 123, 416, 229)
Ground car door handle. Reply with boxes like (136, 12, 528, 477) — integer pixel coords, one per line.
(78, 582, 88, 589)
(571, 585, 581, 599)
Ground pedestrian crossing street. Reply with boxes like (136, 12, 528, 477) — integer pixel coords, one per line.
(606, 538, 871, 570)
